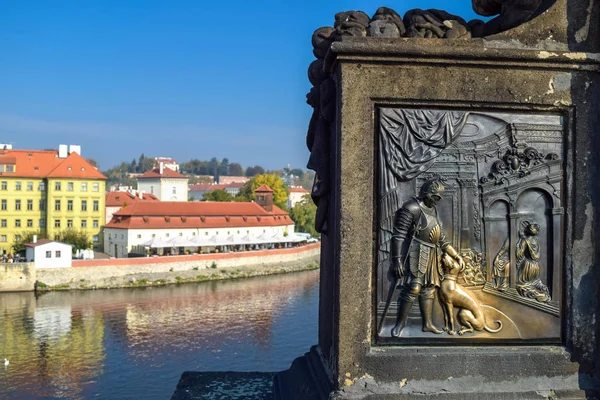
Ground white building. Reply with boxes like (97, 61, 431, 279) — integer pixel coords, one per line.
(188, 182, 244, 200)
(136, 164, 189, 201)
(103, 185, 303, 258)
(25, 238, 72, 269)
(154, 157, 179, 172)
(287, 186, 310, 208)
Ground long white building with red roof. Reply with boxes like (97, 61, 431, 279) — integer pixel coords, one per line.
(103, 185, 301, 258)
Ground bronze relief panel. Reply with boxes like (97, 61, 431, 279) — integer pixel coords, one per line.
(376, 109, 563, 344)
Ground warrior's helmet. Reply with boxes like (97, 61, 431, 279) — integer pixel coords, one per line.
(419, 177, 445, 200)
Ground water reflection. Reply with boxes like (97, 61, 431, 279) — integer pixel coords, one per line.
(0, 270, 319, 400)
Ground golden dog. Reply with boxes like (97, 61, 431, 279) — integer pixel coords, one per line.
(439, 253, 502, 335)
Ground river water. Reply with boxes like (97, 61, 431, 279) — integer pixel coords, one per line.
(0, 270, 319, 400)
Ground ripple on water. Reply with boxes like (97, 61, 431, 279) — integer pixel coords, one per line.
(0, 270, 319, 400)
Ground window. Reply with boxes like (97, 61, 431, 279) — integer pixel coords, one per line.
(0, 220, 5, 227)
(55, 251, 61, 258)
(150, 186, 154, 194)
(39, 200, 46, 211)
(46, 251, 51, 258)
(6, 165, 14, 173)
(81, 220, 87, 228)
(27, 200, 33, 210)
(152, 234, 156, 238)
(27, 219, 33, 227)
(137, 234, 142, 239)
(15, 235, 21, 241)
(39, 182, 45, 191)
(93, 200, 99, 211)
(39, 219, 45, 228)
(93, 235, 99, 242)
(93, 220, 99, 228)
(54, 200, 60, 211)
(67, 182, 73, 191)
(172, 186, 177, 194)
(0, 181, 6, 190)
(0, 235, 6, 242)
(15, 219, 20, 227)
(179, 232, 183, 236)
(81, 182, 87, 192)
(15, 200, 20, 211)
(81, 200, 87, 211)
(55, 182, 61, 191)
(54, 220, 61, 228)
(93, 183, 99, 192)
(67, 220, 73, 228)
(15, 182, 21, 191)
(166, 233, 170, 237)
(1, 200, 6, 210)
(27, 182, 33, 191)
(67, 200, 73, 211)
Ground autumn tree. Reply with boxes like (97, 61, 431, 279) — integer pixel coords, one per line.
(236, 173, 289, 209)
(12, 230, 48, 255)
(290, 195, 319, 237)
(57, 229, 92, 252)
(203, 189, 234, 202)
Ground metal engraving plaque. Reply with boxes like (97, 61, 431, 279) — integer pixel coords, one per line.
(376, 109, 563, 344)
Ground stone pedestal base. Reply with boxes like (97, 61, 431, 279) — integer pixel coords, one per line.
(273, 346, 334, 400)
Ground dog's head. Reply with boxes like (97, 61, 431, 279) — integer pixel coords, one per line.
(441, 253, 459, 272)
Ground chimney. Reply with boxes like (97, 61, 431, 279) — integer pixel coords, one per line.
(254, 184, 274, 212)
(159, 162, 164, 175)
(58, 144, 68, 158)
(68, 144, 81, 155)
(33, 235, 37, 244)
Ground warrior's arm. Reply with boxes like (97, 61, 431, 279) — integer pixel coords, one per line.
(392, 207, 414, 275)
(439, 230, 465, 270)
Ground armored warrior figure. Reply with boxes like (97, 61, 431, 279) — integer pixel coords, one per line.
(391, 178, 465, 337)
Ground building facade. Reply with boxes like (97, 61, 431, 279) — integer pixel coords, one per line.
(0, 145, 106, 254)
(154, 157, 179, 172)
(104, 187, 296, 258)
(136, 165, 189, 201)
(25, 238, 72, 268)
(287, 186, 310, 208)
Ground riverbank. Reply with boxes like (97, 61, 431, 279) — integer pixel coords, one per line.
(35, 243, 320, 291)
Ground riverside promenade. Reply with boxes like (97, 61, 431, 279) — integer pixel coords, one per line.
(0, 243, 320, 292)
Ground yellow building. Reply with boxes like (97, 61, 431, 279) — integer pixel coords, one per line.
(0, 146, 106, 255)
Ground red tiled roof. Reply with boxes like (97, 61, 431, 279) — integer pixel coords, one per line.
(105, 201, 292, 230)
(137, 166, 187, 179)
(255, 184, 273, 192)
(46, 151, 106, 179)
(289, 187, 309, 193)
(24, 239, 60, 248)
(105, 191, 160, 207)
(0, 149, 106, 179)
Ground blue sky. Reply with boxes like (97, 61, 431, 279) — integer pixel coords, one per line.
(0, 1, 480, 171)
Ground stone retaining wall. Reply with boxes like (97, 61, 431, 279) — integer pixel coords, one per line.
(36, 243, 320, 290)
(0, 263, 35, 292)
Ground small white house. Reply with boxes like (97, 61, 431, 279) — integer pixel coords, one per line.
(25, 238, 73, 269)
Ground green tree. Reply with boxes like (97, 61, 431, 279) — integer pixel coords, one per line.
(202, 189, 234, 202)
(219, 158, 230, 176)
(290, 168, 304, 177)
(236, 173, 289, 209)
(12, 230, 48, 255)
(229, 162, 244, 176)
(57, 229, 92, 252)
(290, 195, 319, 237)
(245, 165, 265, 177)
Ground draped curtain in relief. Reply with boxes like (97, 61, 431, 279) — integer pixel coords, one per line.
(378, 109, 468, 272)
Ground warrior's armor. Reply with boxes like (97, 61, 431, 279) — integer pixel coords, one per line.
(389, 178, 462, 337)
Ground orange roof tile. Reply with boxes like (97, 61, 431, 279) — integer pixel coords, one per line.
(0, 149, 105, 179)
(105, 201, 292, 230)
(289, 187, 309, 193)
(105, 191, 160, 207)
(137, 166, 187, 179)
(46, 152, 106, 179)
(255, 184, 273, 192)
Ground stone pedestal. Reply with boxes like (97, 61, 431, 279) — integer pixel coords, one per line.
(276, 0, 600, 398)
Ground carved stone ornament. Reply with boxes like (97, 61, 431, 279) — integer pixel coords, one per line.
(377, 109, 563, 343)
(304, 1, 553, 233)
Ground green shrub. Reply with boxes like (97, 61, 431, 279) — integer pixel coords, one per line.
(210, 262, 217, 269)
(175, 276, 182, 282)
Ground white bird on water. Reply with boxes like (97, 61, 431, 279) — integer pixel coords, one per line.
(4, 359, 8, 367)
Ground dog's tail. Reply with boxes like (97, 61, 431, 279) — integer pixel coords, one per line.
(484, 320, 503, 333)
